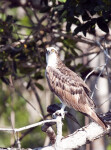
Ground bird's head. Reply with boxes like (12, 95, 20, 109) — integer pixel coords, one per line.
(46, 47, 58, 55)
(46, 47, 59, 67)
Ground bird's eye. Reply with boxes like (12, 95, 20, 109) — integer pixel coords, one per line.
(51, 49, 55, 52)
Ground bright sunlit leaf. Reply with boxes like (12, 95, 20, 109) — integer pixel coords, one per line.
(58, 0, 66, 3)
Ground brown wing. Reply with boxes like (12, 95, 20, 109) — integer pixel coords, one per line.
(46, 66, 95, 114)
(57, 64, 91, 96)
(46, 66, 107, 129)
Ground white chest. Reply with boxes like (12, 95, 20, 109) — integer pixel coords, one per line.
(46, 53, 57, 67)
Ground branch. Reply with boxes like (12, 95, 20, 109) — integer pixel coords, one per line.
(0, 110, 111, 150)
(55, 116, 63, 150)
(30, 79, 45, 118)
(60, 123, 110, 149)
(0, 119, 57, 133)
(1, 121, 110, 150)
(42, 122, 56, 144)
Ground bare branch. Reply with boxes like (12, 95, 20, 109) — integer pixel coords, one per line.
(0, 119, 57, 133)
(0, 120, 110, 150)
(30, 79, 45, 118)
(84, 64, 106, 82)
(55, 116, 63, 150)
(60, 122, 110, 149)
(42, 122, 56, 144)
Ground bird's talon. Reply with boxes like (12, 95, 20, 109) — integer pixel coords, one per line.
(52, 109, 65, 119)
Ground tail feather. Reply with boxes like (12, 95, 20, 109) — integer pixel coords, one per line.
(90, 111, 107, 129)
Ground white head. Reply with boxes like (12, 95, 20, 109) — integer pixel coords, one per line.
(46, 47, 58, 67)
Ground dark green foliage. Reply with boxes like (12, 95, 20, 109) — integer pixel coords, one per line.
(59, 0, 111, 35)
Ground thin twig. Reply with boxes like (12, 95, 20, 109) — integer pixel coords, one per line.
(15, 88, 43, 118)
(84, 64, 106, 82)
(98, 96, 111, 108)
(96, 41, 111, 60)
(6, 82, 43, 119)
(91, 64, 106, 99)
(30, 79, 45, 118)
(0, 119, 57, 133)
(23, 7, 34, 25)
(31, 8, 39, 22)
(12, 114, 51, 147)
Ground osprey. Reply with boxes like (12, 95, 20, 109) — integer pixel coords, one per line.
(45, 47, 107, 129)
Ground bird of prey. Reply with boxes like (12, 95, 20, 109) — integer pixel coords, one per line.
(45, 47, 107, 129)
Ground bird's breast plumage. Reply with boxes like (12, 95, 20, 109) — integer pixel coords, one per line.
(45, 47, 107, 129)
(46, 65, 95, 112)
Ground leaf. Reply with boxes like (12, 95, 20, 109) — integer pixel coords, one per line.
(73, 18, 81, 26)
(26, 80, 31, 89)
(33, 72, 44, 80)
(35, 83, 44, 91)
(40, 6, 51, 13)
(73, 25, 82, 35)
(107, 145, 111, 150)
(1, 77, 10, 85)
(81, 21, 92, 36)
(66, 22, 72, 32)
(58, 0, 66, 3)
(97, 17, 109, 33)
(89, 24, 96, 35)
(73, 19, 97, 36)
(82, 11, 91, 21)
(6, 15, 13, 22)
(41, 0, 48, 6)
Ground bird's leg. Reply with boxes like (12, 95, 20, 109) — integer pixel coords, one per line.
(52, 103, 67, 119)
